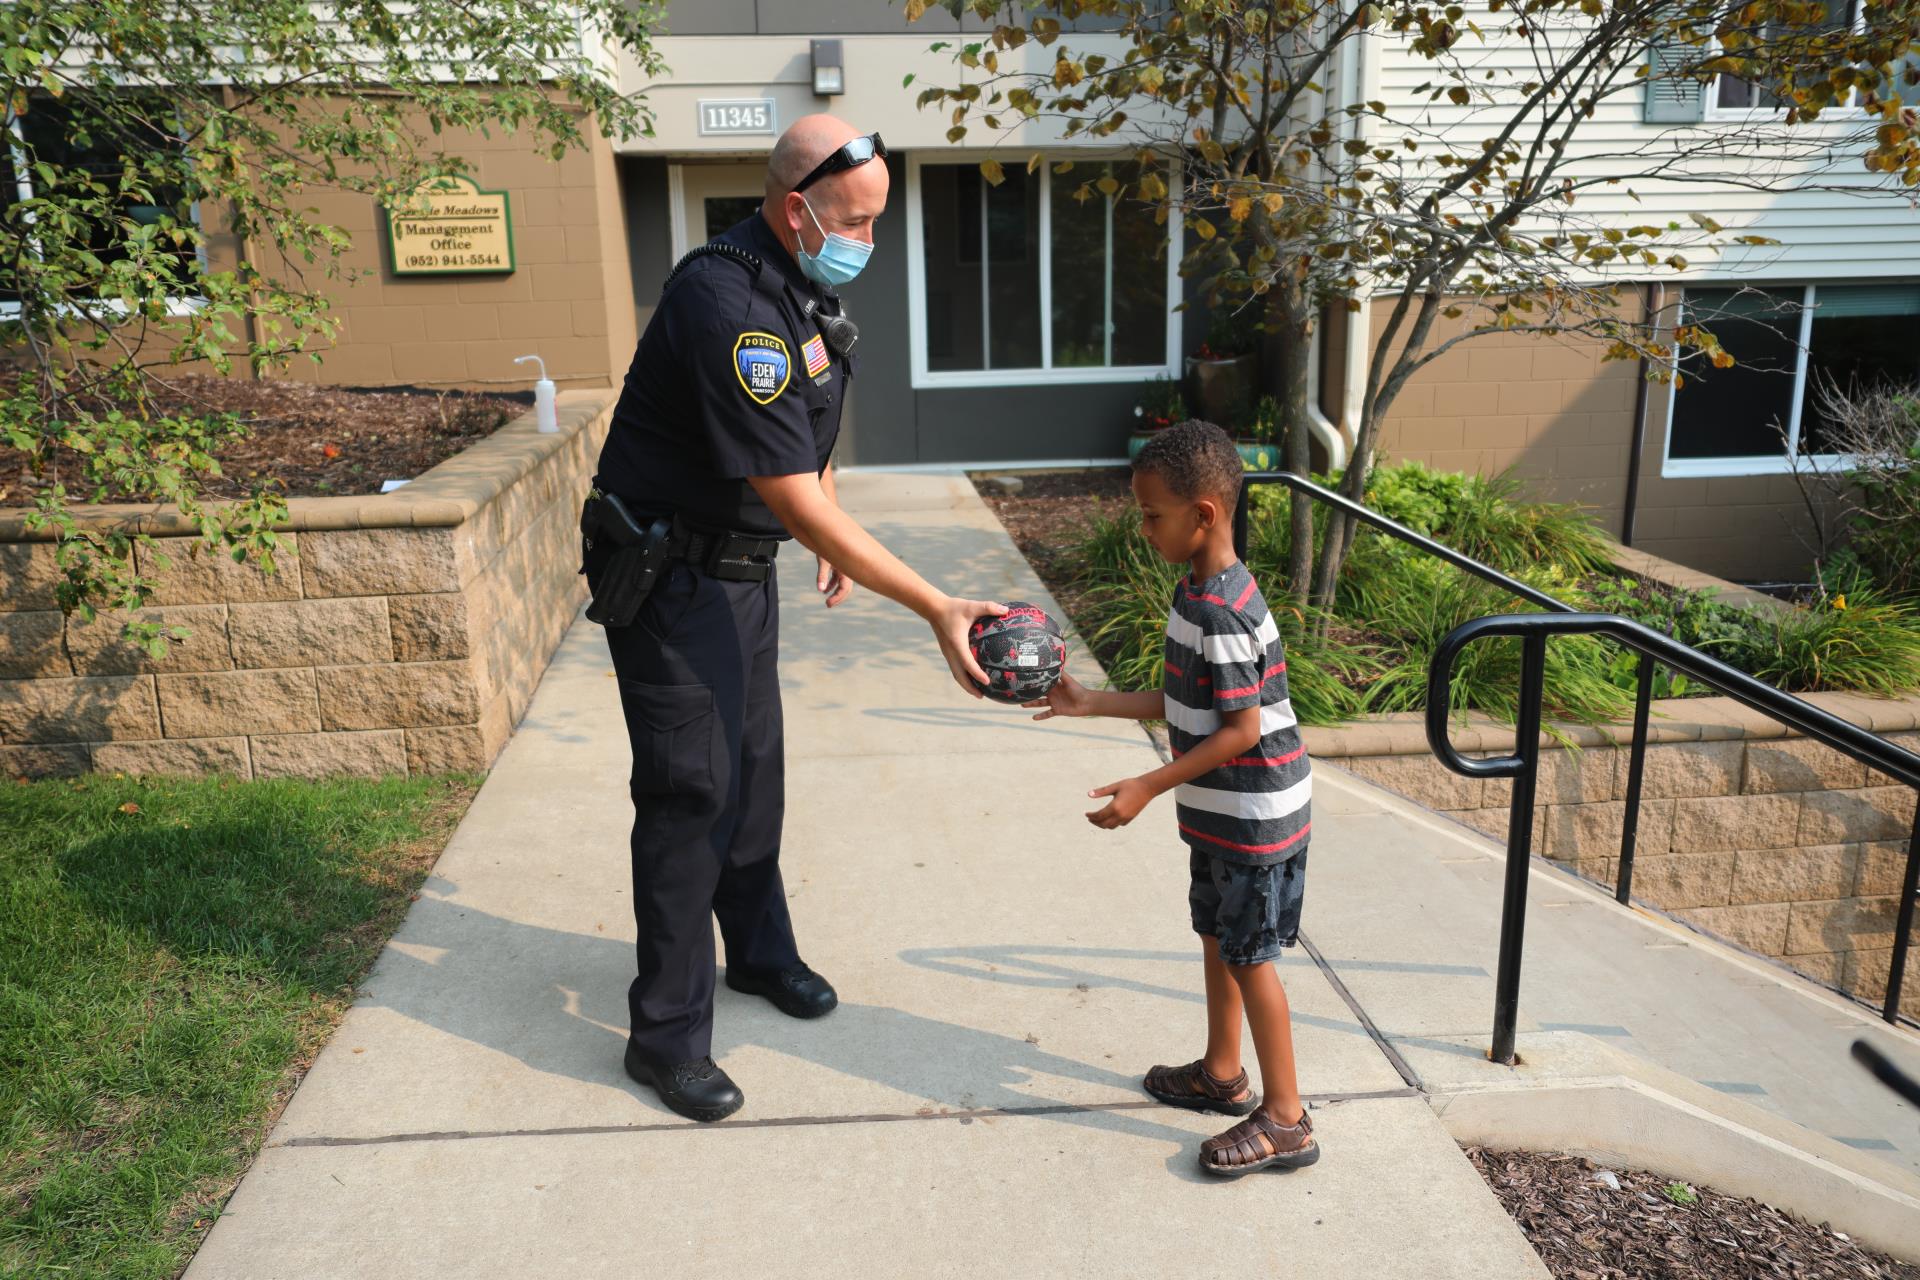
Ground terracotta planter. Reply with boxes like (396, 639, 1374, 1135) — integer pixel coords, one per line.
(1184, 354, 1256, 426)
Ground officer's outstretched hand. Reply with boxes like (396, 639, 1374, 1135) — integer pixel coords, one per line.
(816, 556, 853, 607)
(933, 596, 1007, 698)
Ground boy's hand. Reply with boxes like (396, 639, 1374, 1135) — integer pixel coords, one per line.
(1025, 670, 1091, 720)
(1086, 776, 1154, 829)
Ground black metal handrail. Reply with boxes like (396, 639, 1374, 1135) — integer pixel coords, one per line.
(1428, 612, 1920, 1063)
(1233, 470, 1920, 1065)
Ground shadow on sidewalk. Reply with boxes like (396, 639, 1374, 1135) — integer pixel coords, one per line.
(357, 885, 1229, 1177)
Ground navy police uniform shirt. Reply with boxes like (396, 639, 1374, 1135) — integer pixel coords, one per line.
(593, 213, 851, 539)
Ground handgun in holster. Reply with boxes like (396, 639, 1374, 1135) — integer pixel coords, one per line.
(580, 490, 669, 627)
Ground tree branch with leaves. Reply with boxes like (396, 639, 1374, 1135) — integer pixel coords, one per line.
(908, 0, 1917, 616)
(0, 0, 664, 654)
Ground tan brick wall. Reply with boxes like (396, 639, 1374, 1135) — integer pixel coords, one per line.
(1359, 295, 1828, 583)
(0, 394, 612, 781)
(1318, 716, 1920, 1017)
(1364, 298, 1641, 535)
(207, 102, 638, 396)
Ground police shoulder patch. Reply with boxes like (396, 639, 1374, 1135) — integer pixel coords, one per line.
(733, 332, 791, 406)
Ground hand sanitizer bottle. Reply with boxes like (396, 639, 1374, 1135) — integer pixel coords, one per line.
(514, 354, 558, 433)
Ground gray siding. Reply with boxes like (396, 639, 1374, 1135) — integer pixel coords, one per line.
(614, 149, 1198, 466)
(663, 1, 995, 36)
(837, 150, 1188, 466)
(835, 153, 917, 465)
(618, 156, 675, 343)
(661, 2, 1124, 36)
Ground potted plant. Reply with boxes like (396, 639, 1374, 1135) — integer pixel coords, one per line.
(1127, 373, 1188, 460)
(1185, 307, 1258, 426)
(1236, 393, 1282, 472)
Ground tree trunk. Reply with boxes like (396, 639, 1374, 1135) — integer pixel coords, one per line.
(1262, 274, 1314, 610)
(1306, 285, 1437, 626)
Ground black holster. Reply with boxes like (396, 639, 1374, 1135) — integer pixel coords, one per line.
(581, 491, 669, 627)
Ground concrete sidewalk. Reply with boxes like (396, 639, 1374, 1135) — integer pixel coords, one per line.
(185, 473, 1919, 1278)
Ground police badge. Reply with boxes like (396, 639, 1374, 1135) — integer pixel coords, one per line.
(732, 332, 791, 405)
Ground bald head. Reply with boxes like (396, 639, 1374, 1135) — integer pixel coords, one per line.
(765, 114, 865, 202)
(761, 113, 890, 273)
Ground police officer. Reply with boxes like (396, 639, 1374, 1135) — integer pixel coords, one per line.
(584, 115, 1006, 1123)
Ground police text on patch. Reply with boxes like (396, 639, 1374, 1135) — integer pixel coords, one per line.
(732, 332, 791, 406)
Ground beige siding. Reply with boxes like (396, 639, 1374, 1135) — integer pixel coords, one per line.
(1357, 7, 1920, 281)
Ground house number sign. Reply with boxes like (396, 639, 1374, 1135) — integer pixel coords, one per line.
(697, 98, 777, 136)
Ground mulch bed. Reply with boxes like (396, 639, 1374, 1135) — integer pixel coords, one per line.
(1, 375, 531, 504)
(1467, 1147, 1920, 1280)
(972, 467, 1133, 632)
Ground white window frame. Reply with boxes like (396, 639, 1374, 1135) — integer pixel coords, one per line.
(1704, 0, 1870, 122)
(1, 103, 206, 320)
(904, 150, 1183, 390)
(1661, 281, 1866, 478)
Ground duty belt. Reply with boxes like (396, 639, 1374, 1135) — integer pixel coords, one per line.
(669, 523, 780, 582)
(581, 491, 778, 583)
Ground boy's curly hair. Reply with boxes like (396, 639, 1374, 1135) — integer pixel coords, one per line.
(1132, 419, 1242, 509)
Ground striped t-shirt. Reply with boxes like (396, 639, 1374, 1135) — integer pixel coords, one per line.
(1163, 561, 1311, 865)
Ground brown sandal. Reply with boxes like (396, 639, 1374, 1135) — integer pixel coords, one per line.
(1142, 1060, 1258, 1116)
(1200, 1108, 1320, 1176)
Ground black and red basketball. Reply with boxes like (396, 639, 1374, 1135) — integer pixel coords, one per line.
(968, 601, 1067, 705)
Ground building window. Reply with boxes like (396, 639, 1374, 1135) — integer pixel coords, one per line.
(1710, 0, 1860, 113)
(1666, 283, 1920, 474)
(0, 93, 199, 307)
(907, 154, 1179, 387)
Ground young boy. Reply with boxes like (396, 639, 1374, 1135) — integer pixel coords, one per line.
(1028, 420, 1318, 1176)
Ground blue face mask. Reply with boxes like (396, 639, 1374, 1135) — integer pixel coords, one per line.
(796, 196, 872, 287)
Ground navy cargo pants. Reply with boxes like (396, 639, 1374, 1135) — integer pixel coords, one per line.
(596, 556, 799, 1066)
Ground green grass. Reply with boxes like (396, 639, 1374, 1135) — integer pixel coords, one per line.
(0, 772, 479, 1279)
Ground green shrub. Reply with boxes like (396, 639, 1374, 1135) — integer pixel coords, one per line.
(1820, 386, 1920, 602)
(1572, 575, 1735, 698)
(1578, 574, 1920, 699)
(1360, 462, 1613, 576)
(1341, 549, 1633, 729)
(1074, 505, 1376, 724)
(1357, 460, 1474, 537)
(1068, 459, 1920, 729)
(1246, 394, 1282, 446)
(1702, 592, 1920, 695)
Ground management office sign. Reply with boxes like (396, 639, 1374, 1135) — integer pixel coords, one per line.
(386, 175, 515, 276)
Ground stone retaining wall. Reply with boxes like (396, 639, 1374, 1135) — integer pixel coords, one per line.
(0, 392, 612, 780)
(1303, 696, 1920, 1017)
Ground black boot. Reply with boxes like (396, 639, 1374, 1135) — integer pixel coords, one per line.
(624, 1040, 744, 1123)
(725, 961, 839, 1019)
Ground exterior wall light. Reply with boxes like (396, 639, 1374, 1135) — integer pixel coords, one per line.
(811, 40, 845, 96)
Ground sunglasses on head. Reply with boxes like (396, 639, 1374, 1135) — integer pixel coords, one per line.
(793, 133, 887, 194)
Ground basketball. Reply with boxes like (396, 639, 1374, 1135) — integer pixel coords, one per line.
(968, 601, 1067, 704)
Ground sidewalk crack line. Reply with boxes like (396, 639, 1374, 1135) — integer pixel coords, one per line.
(1299, 930, 1426, 1093)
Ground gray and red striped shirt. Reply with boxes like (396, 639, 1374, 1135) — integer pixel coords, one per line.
(1163, 561, 1311, 865)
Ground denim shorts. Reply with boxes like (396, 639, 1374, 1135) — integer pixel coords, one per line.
(1188, 848, 1308, 967)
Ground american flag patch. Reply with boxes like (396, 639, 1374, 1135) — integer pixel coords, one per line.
(802, 334, 830, 378)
